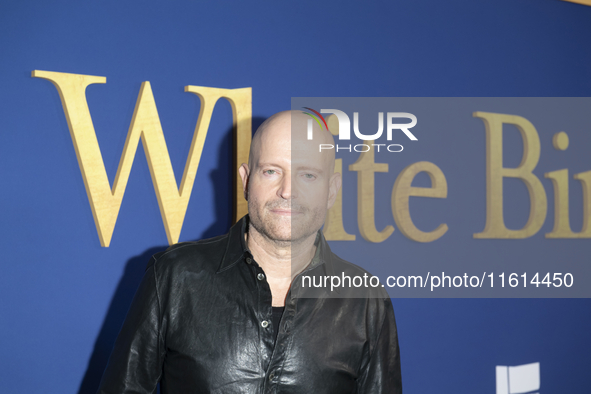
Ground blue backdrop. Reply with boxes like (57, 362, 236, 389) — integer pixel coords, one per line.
(1, 0, 590, 393)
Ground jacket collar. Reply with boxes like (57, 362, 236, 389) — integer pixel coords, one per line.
(306, 228, 335, 278)
(216, 215, 335, 278)
(216, 215, 252, 273)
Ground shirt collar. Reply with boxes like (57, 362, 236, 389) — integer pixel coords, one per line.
(216, 214, 335, 278)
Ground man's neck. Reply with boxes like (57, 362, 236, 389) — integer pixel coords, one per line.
(245, 227, 317, 306)
(246, 227, 317, 279)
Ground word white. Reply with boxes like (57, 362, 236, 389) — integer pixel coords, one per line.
(319, 143, 403, 152)
(301, 272, 381, 292)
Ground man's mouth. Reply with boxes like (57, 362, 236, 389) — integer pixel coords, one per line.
(270, 209, 301, 216)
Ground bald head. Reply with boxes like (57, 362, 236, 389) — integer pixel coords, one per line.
(248, 110, 336, 175)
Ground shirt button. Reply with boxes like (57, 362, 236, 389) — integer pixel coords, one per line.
(269, 372, 275, 381)
(261, 320, 269, 328)
(246, 257, 252, 264)
(257, 273, 265, 281)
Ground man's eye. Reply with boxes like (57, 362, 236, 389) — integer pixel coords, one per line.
(264, 170, 276, 175)
(304, 173, 316, 179)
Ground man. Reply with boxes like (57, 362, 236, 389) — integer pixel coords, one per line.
(97, 111, 402, 393)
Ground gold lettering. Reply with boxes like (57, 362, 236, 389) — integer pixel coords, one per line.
(323, 114, 355, 240)
(323, 159, 356, 240)
(560, 0, 591, 8)
(33, 70, 251, 247)
(391, 161, 448, 243)
(184, 85, 251, 224)
(473, 112, 547, 239)
(574, 170, 591, 236)
(545, 169, 591, 238)
(349, 141, 394, 243)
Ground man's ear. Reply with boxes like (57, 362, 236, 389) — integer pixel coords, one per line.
(327, 171, 342, 210)
(238, 163, 250, 200)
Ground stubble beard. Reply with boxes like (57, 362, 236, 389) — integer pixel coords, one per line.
(248, 196, 324, 246)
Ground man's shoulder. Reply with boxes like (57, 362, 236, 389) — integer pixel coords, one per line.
(330, 252, 374, 277)
(317, 248, 392, 301)
(148, 233, 229, 274)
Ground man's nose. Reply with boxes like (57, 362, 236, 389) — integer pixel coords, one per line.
(278, 174, 295, 200)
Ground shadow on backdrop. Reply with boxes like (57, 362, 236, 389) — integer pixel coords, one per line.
(77, 116, 266, 394)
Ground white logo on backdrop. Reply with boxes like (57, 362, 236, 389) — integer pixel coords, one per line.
(496, 362, 540, 394)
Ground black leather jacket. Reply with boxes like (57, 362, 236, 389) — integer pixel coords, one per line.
(97, 216, 402, 393)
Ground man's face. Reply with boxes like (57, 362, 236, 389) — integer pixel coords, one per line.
(239, 112, 340, 244)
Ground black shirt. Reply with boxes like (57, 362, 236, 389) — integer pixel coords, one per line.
(272, 306, 285, 345)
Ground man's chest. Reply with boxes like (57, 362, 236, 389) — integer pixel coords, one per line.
(158, 274, 370, 393)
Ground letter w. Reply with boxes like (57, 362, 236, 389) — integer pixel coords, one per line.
(32, 70, 251, 247)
